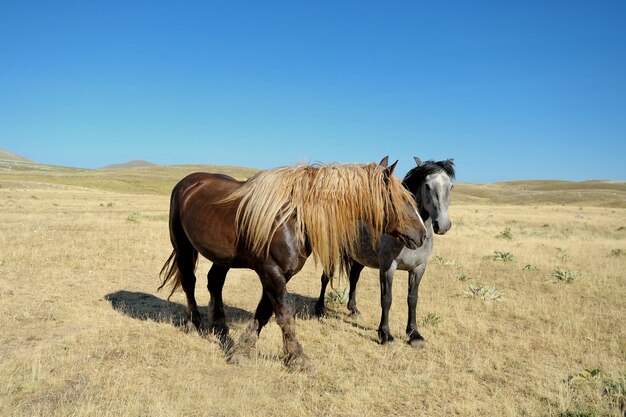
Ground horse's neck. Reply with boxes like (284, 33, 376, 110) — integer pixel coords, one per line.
(411, 190, 430, 223)
(412, 191, 434, 238)
(423, 216, 434, 238)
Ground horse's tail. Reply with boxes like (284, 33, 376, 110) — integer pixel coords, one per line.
(158, 179, 197, 300)
(158, 249, 182, 300)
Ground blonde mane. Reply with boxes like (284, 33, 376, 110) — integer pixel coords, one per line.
(221, 163, 416, 274)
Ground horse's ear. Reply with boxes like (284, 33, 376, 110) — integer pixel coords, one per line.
(388, 160, 398, 176)
(447, 158, 454, 164)
(379, 156, 389, 168)
(414, 157, 422, 166)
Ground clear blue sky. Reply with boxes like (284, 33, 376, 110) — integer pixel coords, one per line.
(1, 1, 625, 182)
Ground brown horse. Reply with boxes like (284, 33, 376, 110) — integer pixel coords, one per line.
(159, 157, 426, 369)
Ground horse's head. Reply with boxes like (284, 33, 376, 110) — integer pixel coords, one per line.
(378, 156, 426, 250)
(407, 157, 455, 235)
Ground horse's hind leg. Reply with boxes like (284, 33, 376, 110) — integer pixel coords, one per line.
(347, 261, 365, 319)
(207, 264, 230, 336)
(314, 271, 331, 317)
(177, 248, 203, 332)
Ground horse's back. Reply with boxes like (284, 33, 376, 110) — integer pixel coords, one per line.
(170, 172, 245, 265)
(173, 172, 238, 195)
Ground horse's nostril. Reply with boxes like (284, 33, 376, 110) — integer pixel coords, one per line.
(433, 221, 439, 232)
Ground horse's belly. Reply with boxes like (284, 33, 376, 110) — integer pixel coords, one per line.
(352, 252, 380, 269)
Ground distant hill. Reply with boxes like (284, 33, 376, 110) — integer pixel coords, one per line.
(0, 148, 35, 163)
(0, 151, 623, 207)
(0, 160, 259, 195)
(100, 160, 159, 170)
(453, 180, 626, 207)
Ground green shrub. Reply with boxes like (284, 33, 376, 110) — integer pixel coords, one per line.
(493, 251, 514, 262)
(126, 212, 141, 223)
(464, 283, 503, 301)
(458, 274, 470, 282)
(326, 287, 349, 305)
(496, 227, 513, 240)
(559, 409, 597, 417)
(552, 268, 578, 283)
(432, 255, 456, 266)
(420, 313, 442, 327)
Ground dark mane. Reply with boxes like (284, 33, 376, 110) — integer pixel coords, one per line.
(403, 159, 456, 192)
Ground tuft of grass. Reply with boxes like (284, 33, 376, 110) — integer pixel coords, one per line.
(610, 248, 624, 257)
(603, 377, 626, 413)
(559, 409, 598, 417)
(555, 247, 570, 262)
(126, 212, 141, 223)
(523, 264, 538, 271)
(569, 369, 602, 383)
(420, 313, 442, 327)
(432, 255, 456, 266)
(464, 283, 504, 301)
(616, 226, 625, 231)
(565, 369, 626, 416)
(326, 287, 349, 306)
(458, 274, 470, 282)
(552, 268, 578, 283)
(496, 227, 513, 240)
(493, 251, 515, 262)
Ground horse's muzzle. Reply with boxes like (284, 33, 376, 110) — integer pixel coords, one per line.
(433, 220, 452, 235)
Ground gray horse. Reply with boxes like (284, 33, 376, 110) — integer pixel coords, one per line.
(315, 157, 455, 347)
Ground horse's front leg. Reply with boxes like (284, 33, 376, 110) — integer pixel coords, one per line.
(267, 267, 310, 370)
(229, 292, 272, 366)
(378, 263, 397, 344)
(406, 263, 427, 349)
(233, 266, 310, 371)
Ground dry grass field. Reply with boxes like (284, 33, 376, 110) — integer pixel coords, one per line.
(0, 161, 624, 416)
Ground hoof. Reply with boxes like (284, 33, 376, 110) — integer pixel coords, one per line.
(285, 353, 313, 373)
(408, 338, 426, 349)
(185, 320, 206, 335)
(184, 320, 194, 333)
(209, 323, 229, 337)
(228, 345, 255, 366)
(314, 304, 326, 318)
(379, 334, 395, 345)
(229, 352, 252, 367)
(349, 311, 362, 320)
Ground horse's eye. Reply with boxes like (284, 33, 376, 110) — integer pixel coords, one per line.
(424, 184, 431, 191)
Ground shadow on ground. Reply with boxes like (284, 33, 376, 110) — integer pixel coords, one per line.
(104, 290, 380, 358)
(104, 290, 254, 328)
(103, 290, 322, 326)
(289, 292, 322, 319)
